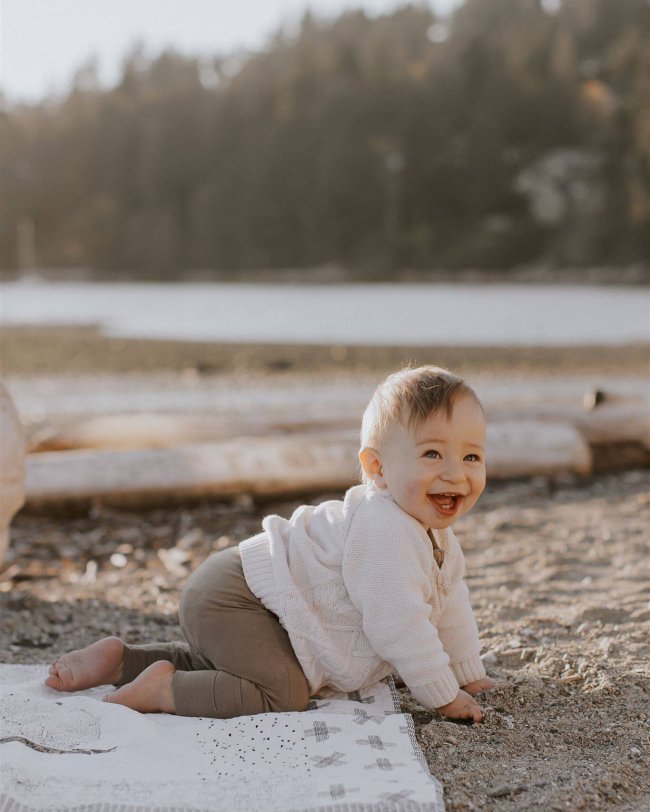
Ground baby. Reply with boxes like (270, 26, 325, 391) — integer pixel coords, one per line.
(46, 365, 493, 722)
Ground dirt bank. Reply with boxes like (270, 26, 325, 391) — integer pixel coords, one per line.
(2, 325, 648, 377)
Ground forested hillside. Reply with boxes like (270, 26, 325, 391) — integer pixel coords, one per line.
(2, 0, 648, 277)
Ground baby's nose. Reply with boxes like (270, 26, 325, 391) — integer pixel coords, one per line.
(441, 459, 465, 482)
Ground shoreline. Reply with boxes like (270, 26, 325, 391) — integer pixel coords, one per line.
(3, 325, 648, 376)
(2, 264, 648, 286)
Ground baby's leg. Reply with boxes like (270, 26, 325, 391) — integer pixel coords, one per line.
(98, 639, 202, 711)
(104, 661, 278, 716)
(160, 545, 310, 718)
(46, 637, 198, 693)
(118, 639, 197, 685)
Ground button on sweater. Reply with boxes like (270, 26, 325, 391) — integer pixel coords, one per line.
(239, 482, 485, 709)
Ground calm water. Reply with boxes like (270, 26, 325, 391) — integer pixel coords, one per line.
(1, 281, 647, 346)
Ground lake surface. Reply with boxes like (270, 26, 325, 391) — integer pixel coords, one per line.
(1, 281, 647, 346)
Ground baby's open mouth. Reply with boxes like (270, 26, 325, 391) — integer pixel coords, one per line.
(428, 493, 463, 515)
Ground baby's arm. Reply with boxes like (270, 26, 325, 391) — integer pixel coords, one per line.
(435, 563, 487, 691)
(343, 512, 463, 711)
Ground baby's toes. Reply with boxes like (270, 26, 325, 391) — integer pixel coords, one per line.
(49, 661, 75, 691)
(44, 671, 63, 690)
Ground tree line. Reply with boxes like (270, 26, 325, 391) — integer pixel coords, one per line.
(1, 0, 648, 278)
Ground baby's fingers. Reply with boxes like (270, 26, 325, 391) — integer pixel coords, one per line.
(462, 678, 494, 696)
(469, 703, 484, 723)
(446, 702, 484, 723)
(458, 700, 483, 723)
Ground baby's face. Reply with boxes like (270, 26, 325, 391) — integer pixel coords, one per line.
(371, 394, 486, 530)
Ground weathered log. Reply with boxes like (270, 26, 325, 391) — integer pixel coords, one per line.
(28, 414, 358, 452)
(26, 384, 648, 456)
(486, 421, 592, 478)
(26, 431, 361, 504)
(573, 403, 650, 448)
(0, 382, 26, 565)
(25, 421, 592, 505)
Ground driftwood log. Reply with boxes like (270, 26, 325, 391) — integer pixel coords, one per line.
(0, 383, 26, 564)
(25, 421, 594, 506)
(28, 395, 649, 455)
(28, 414, 358, 452)
(26, 431, 361, 504)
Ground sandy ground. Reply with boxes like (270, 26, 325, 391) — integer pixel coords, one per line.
(2, 329, 649, 810)
(2, 470, 649, 811)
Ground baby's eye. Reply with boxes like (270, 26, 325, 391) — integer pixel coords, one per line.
(464, 453, 481, 462)
(423, 449, 441, 459)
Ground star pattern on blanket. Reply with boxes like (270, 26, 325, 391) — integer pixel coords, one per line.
(303, 721, 341, 741)
(380, 789, 416, 802)
(310, 751, 347, 768)
(307, 699, 330, 710)
(364, 757, 406, 771)
(346, 690, 376, 703)
(317, 783, 361, 799)
(352, 707, 385, 725)
(355, 734, 396, 750)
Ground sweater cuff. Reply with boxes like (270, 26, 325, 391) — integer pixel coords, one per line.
(238, 533, 280, 616)
(407, 666, 459, 709)
(451, 657, 486, 687)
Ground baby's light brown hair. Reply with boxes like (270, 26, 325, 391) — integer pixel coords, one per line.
(360, 365, 481, 463)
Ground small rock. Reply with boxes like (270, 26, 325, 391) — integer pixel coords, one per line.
(176, 529, 204, 550)
(487, 784, 526, 798)
(481, 651, 498, 666)
(598, 636, 615, 654)
(79, 561, 98, 584)
(560, 671, 583, 684)
(580, 607, 630, 625)
(158, 548, 190, 576)
(583, 388, 606, 411)
(233, 493, 255, 510)
(60, 546, 78, 559)
(109, 553, 128, 569)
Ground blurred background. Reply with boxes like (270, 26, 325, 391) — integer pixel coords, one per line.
(0, 0, 648, 461)
(1, 0, 649, 282)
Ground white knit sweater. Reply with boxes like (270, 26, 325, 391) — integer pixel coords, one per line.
(239, 483, 486, 709)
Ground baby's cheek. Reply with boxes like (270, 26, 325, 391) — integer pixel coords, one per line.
(403, 480, 422, 500)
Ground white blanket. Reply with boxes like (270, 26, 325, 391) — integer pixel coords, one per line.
(0, 665, 444, 811)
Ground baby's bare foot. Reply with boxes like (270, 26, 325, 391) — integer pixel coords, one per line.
(103, 660, 176, 714)
(45, 637, 124, 692)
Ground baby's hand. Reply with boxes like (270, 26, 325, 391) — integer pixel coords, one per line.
(436, 689, 484, 723)
(462, 677, 497, 696)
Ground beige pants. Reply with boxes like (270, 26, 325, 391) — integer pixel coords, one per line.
(119, 545, 310, 718)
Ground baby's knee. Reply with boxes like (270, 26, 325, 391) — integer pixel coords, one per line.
(178, 574, 212, 647)
(284, 672, 310, 712)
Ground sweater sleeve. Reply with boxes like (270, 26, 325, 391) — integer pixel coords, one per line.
(342, 502, 459, 709)
(435, 577, 486, 686)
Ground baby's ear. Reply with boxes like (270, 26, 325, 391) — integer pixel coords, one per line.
(359, 447, 386, 488)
